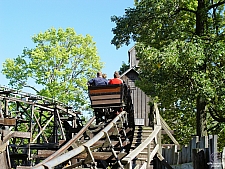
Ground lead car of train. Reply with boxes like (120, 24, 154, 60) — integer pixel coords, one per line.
(88, 83, 133, 126)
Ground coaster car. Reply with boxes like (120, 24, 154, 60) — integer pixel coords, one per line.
(88, 84, 131, 124)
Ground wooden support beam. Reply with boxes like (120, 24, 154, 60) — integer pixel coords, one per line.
(3, 118, 16, 126)
(161, 130, 174, 134)
(37, 150, 56, 158)
(2, 131, 31, 143)
(92, 140, 130, 147)
(3, 130, 31, 138)
(0, 118, 4, 125)
(74, 152, 127, 160)
(0, 149, 8, 169)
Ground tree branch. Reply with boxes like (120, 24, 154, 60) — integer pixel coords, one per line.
(208, 1, 225, 10)
(174, 7, 196, 16)
(24, 85, 40, 94)
(168, 6, 196, 24)
(208, 106, 225, 122)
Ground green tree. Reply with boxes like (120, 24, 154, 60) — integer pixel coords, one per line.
(111, 0, 225, 142)
(2, 27, 103, 109)
(119, 61, 130, 75)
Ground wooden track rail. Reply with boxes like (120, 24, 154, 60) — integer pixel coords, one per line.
(31, 104, 179, 169)
(122, 104, 179, 169)
(0, 86, 179, 169)
(33, 111, 130, 169)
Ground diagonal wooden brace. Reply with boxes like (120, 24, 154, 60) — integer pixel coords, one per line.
(102, 131, 112, 148)
(113, 122, 123, 150)
(84, 146, 97, 169)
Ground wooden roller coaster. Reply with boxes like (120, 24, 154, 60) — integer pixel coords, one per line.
(0, 84, 179, 169)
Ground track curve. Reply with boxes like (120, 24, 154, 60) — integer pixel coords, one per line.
(32, 111, 133, 169)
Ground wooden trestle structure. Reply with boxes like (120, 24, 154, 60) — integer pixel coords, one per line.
(0, 86, 179, 169)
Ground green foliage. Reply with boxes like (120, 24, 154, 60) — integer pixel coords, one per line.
(112, 0, 225, 147)
(2, 27, 104, 109)
(119, 61, 130, 74)
(111, 0, 197, 49)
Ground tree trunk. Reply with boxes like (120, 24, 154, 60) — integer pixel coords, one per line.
(196, 96, 207, 136)
(195, 0, 208, 137)
(196, 0, 206, 36)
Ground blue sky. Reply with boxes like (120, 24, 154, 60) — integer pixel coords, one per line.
(0, 0, 134, 91)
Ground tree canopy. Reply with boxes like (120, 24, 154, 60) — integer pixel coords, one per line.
(2, 27, 103, 109)
(111, 0, 225, 145)
(119, 61, 130, 75)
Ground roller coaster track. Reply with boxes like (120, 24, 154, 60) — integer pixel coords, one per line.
(0, 86, 179, 169)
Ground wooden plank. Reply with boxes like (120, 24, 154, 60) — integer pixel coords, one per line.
(89, 87, 121, 95)
(0, 142, 7, 152)
(176, 151, 180, 165)
(90, 94, 121, 100)
(161, 130, 174, 135)
(37, 150, 56, 158)
(179, 148, 182, 164)
(186, 142, 191, 163)
(3, 130, 31, 139)
(157, 151, 173, 169)
(161, 121, 179, 146)
(92, 140, 130, 147)
(211, 135, 218, 155)
(0, 118, 4, 125)
(141, 90, 146, 125)
(164, 146, 169, 165)
(4, 118, 16, 126)
(222, 147, 225, 169)
(190, 136, 199, 161)
(74, 152, 127, 160)
(192, 149, 206, 169)
(181, 145, 187, 163)
(134, 118, 145, 126)
(137, 88, 142, 119)
(162, 144, 180, 150)
(89, 85, 123, 107)
(59, 140, 66, 146)
(173, 152, 179, 165)
(122, 126, 161, 163)
(33, 117, 96, 168)
(91, 99, 122, 105)
(170, 145, 177, 165)
(0, 151, 8, 169)
(199, 136, 208, 148)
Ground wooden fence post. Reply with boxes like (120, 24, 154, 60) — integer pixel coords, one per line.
(222, 147, 225, 169)
(192, 149, 207, 169)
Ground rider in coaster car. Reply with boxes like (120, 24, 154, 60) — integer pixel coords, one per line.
(87, 72, 108, 86)
(108, 71, 123, 85)
(109, 71, 124, 115)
